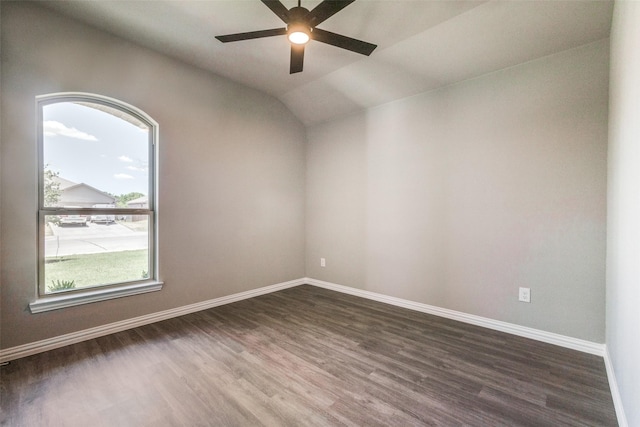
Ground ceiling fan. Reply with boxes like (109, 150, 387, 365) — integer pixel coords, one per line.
(215, 0, 377, 74)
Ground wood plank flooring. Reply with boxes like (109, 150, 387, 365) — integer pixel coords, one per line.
(0, 285, 618, 426)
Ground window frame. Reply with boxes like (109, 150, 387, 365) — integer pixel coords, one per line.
(30, 93, 162, 313)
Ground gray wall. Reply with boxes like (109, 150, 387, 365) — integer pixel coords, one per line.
(306, 40, 609, 342)
(0, 2, 614, 355)
(0, 3, 306, 349)
(607, 2, 640, 425)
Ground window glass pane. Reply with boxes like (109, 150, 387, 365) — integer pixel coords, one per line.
(43, 102, 149, 208)
(44, 214, 150, 293)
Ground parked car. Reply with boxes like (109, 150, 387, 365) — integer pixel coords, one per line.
(90, 203, 116, 224)
(59, 207, 88, 226)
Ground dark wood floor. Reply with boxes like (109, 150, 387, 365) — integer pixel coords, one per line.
(1, 285, 617, 426)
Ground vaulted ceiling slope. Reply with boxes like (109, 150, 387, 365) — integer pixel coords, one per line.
(40, 1, 613, 126)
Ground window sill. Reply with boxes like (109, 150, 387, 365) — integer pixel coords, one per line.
(29, 281, 163, 314)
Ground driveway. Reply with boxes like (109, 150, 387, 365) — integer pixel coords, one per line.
(51, 221, 134, 237)
(46, 222, 148, 257)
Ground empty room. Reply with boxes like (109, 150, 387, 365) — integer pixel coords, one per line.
(1, 1, 638, 426)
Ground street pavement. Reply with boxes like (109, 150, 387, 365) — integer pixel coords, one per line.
(45, 222, 148, 257)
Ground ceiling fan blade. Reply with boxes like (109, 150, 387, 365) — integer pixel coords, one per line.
(261, 0, 290, 23)
(307, 0, 356, 26)
(216, 28, 286, 43)
(311, 28, 377, 56)
(290, 44, 305, 74)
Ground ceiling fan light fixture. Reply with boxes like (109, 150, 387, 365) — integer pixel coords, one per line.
(287, 23, 311, 45)
(215, 0, 377, 73)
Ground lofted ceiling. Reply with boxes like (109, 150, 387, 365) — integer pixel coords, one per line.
(40, 0, 613, 126)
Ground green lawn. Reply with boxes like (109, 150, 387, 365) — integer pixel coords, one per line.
(45, 249, 149, 292)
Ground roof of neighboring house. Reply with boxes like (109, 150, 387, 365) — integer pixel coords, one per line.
(127, 196, 148, 205)
(53, 176, 79, 190)
(53, 176, 116, 203)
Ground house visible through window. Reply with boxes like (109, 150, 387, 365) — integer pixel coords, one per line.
(37, 93, 158, 302)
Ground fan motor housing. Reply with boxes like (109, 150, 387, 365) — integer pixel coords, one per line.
(287, 6, 311, 24)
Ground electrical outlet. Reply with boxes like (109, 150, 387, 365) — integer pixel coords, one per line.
(320, 258, 326, 267)
(518, 287, 531, 303)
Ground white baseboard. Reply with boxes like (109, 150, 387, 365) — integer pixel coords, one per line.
(305, 278, 606, 356)
(0, 278, 305, 363)
(603, 346, 629, 427)
(0, 277, 605, 359)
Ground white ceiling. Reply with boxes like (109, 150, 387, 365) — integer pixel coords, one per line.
(40, 0, 613, 126)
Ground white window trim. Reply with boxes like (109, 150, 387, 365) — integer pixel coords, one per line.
(31, 93, 162, 313)
(29, 281, 163, 314)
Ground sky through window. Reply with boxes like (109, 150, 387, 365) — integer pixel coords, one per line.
(43, 102, 149, 196)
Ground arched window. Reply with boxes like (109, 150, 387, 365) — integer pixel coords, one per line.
(31, 93, 161, 312)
